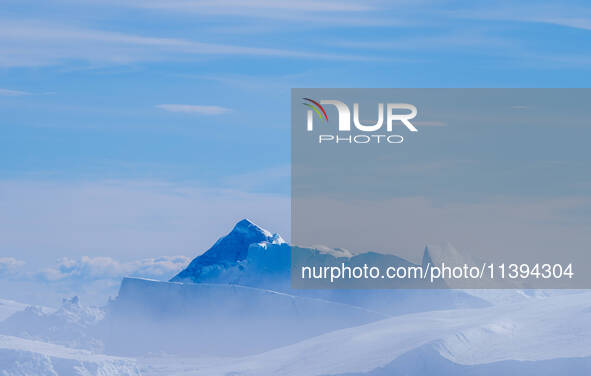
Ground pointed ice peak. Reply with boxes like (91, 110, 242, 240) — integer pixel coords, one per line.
(170, 219, 283, 282)
(422, 245, 433, 267)
(234, 218, 255, 229)
(231, 218, 273, 238)
(422, 242, 474, 267)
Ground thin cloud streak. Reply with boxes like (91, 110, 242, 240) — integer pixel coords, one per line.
(448, 5, 591, 32)
(130, 0, 374, 12)
(156, 104, 232, 115)
(0, 88, 30, 96)
(0, 21, 379, 67)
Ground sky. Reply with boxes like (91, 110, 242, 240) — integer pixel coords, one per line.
(1, 0, 591, 305)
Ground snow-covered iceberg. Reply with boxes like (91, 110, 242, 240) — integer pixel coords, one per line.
(100, 277, 387, 356)
(169, 219, 487, 315)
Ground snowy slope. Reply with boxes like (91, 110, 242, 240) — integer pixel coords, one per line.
(328, 345, 591, 375)
(0, 335, 139, 376)
(437, 293, 591, 364)
(135, 291, 591, 376)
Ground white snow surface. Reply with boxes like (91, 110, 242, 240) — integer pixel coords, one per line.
(135, 291, 591, 376)
(0, 335, 140, 376)
(1, 286, 590, 375)
(0, 299, 54, 322)
(0, 297, 104, 352)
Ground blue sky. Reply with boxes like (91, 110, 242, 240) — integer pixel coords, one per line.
(3, 0, 591, 187)
(1, 0, 591, 304)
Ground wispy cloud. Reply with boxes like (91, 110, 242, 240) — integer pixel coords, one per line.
(528, 15, 591, 31)
(0, 88, 30, 96)
(0, 258, 26, 278)
(39, 255, 189, 282)
(0, 21, 376, 67)
(81, 0, 384, 25)
(127, 0, 374, 13)
(156, 104, 231, 115)
(449, 3, 591, 32)
(332, 33, 514, 51)
(1, 254, 188, 282)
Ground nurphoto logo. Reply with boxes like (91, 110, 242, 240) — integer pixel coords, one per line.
(303, 97, 418, 144)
